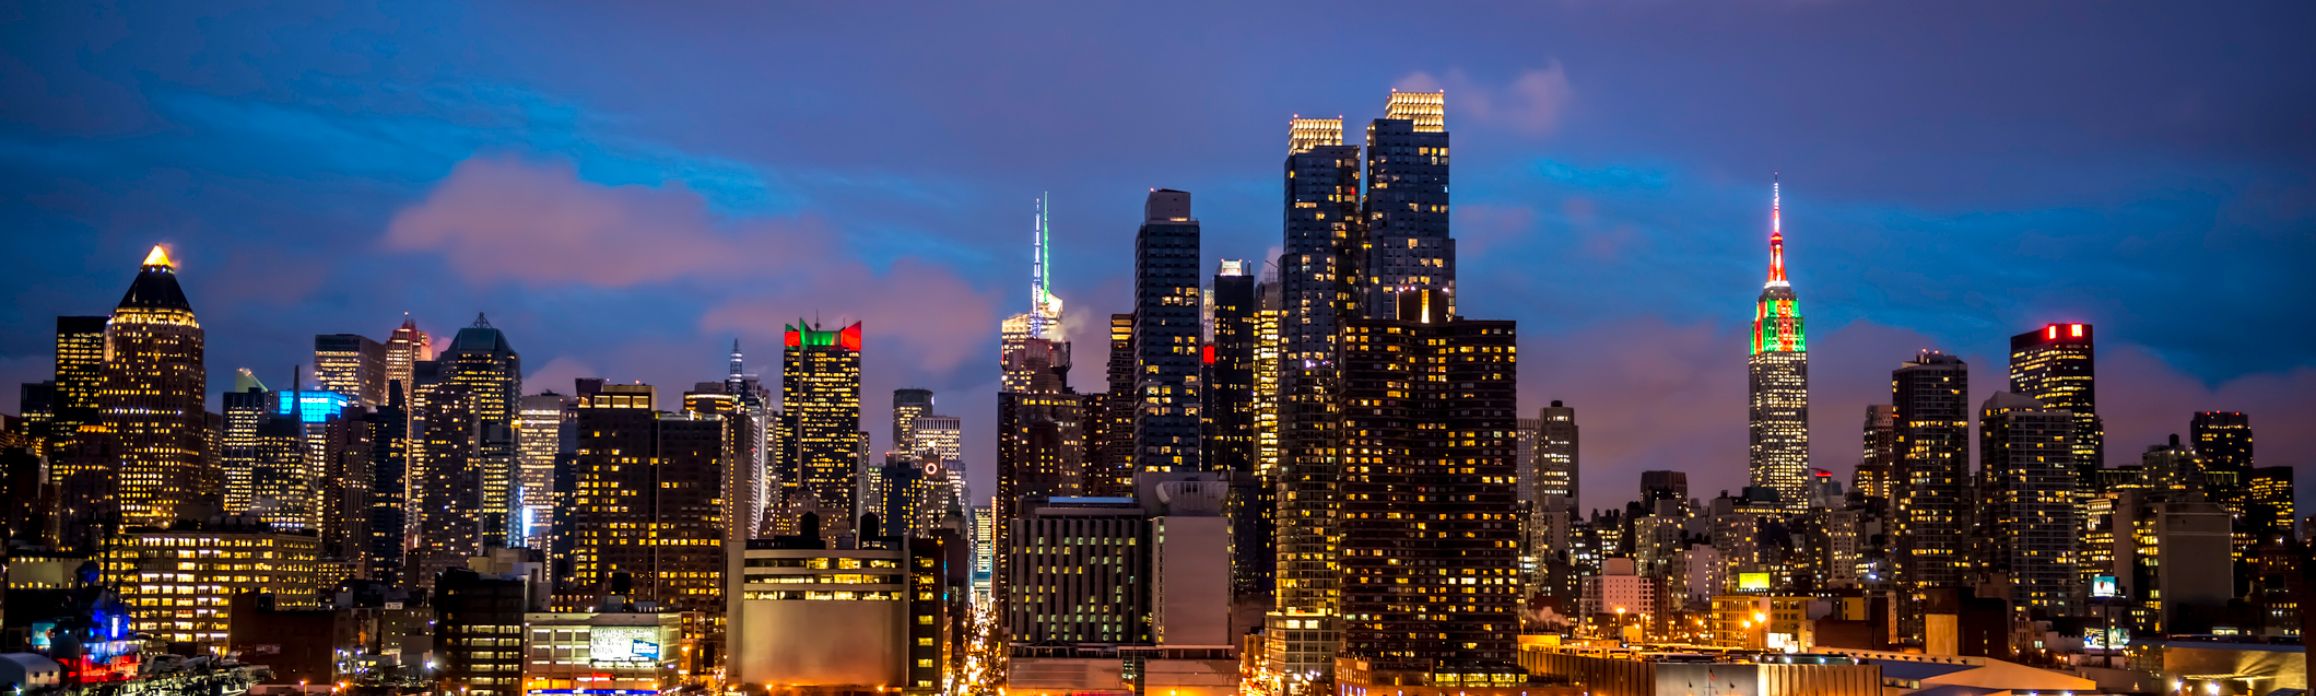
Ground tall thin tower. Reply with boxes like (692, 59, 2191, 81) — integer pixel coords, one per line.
(1747, 178, 1810, 514)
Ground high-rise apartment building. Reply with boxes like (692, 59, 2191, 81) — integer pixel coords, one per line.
(1362, 91, 1454, 313)
(364, 388, 409, 584)
(782, 320, 863, 540)
(1090, 312, 1136, 497)
(221, 372, 272, 515)
(1335, 290, 1520, 678)
(100, 245, 216, 533)
(1977, 392, 2077, 616)
(1207, 260, 1257, 475)
(1747, 182, 1810, 515)
(1271, 115, 1362, 676)
(2247, 466, 2295, 545)
(314, 333, 388, 407)
(383, 314, 432, 441)
(2009, 323, 2104, 490)
(1891, 349, 1969, 641)
(1133, 189, 1203, 474)
(408, 315, 521, 587)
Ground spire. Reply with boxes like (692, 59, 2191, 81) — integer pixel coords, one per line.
(401, 311, 417, 330)
(473, 312, 491, 328)
(729, 338, 745, 377)
(142, 244, 174, 269)
(1766, 174, 1788, 287)
(1030, 192, 1050, 337)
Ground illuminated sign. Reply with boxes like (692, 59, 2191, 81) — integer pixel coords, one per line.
(784, 322, 863, 352)
(2091, 574, 2120, 599)
(277, 391, 351, 422)
(1737, 572, 1771, 592)
(2084, 626, 2130, 650)
(588, 626, 663, 664)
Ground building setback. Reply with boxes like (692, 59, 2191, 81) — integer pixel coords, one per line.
(1747, 182, 1810, 515)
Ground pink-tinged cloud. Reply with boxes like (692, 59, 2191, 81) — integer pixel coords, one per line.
(383, 155, 833, 287)
(1394, 63, 1575, 137)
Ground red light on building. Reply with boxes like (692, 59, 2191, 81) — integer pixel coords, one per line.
(837, 322, 863, 351)
(2046, 325, 2058, 340)
(2070, 323, 2084, 337)
(1202, 344, 1215, 365)
(783, 328, 801, 348)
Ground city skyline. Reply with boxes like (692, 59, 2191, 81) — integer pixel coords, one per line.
(3, 4, 2314, 519)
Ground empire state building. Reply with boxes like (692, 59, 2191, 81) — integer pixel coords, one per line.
(1748, 180, 1810, 514)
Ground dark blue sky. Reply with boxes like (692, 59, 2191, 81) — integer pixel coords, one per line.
(4, 2, 2313, 513)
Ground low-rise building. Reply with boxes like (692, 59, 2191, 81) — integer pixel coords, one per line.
(520, 608, 682, 695)
(102, 517, 323, 651)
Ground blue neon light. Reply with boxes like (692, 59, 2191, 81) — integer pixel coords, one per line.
(276, 391, 351, 422)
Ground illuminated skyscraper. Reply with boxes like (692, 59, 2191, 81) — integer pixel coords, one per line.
(1133, 189, 1203, 473)
(364, 387, 409, 584)
(2247, 466, 2295, 545)
(913, 413, 961, 466)
(408, 315, 521, 587)
(1272, 115, 1362, 675)
(1207, 259, 1257, 476)
(1362, 91, 1454, 313)
(892, 388, 934, 458)
(1856, 404, 1897, 506)
(1747, 181, 1810, 515)
(1890, 349, 1969, 641)
(1000, 193, 1068, 394)
(220, 370, 272, 515)
(1335, 290, 1521, 679)
(46, 314, 109, 548)
(99, 245, 216, 532)
(2009, 323, 2104, 489)
(1536, 400, 1579, 503)
(384, 314, 432, 426)
(1089, 312, 1136, 497)
(1977, 392, 2077, 616)
(515, 392, 577, 549)
(782, 320, 863, 540)
(995, 238, 1084, 611)
(314, 333, 387, 407)
(566, 383, 728, 612)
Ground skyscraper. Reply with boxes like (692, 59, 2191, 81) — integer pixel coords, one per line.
(913, 413, 962, 466)
(566, 383, 727, 612)
(993, 218, 1087, 612)
(1132, 189, 1203, 474)
(1977, 392, 2077, 616)
(891, 388, 934, 458)
(314, 333, 388, 407)
(1747, 181, 1810, 515)
(46, 313, 110, 548)
(99, 245, 216, 532)
(1891, 349, 1969, 640)
(1335, 289, 1520, 679)
(221, 370, 272, 515)
(515, 392, 577, 549)
(364, 387, 409, 584)
(782, 320, 863, 540)
(1362, 91, 1454, 313)
(1272, 115, 1362, 676)
(1207, 259, 1257, 476)
(384, 314, 432, 429)
(1856, 404, 1897, 506)
(1090, 312, 1136, 497)
(1536, 400, 1579, 503)
(2190, 410, 2252, 477)
(999, 193, 1068, 394)
(408, 315, 521, 587)
(2009, 323, 2103, 489)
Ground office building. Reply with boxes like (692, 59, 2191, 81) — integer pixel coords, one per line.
(514, 392, 577, 550)
(363, 389, 409, 584)
(2009, 323, 2103, 491)
(565, 383, 727, 613)
(1536, 400, 1579, 503)
(1891, 349, 1969, 641)
(727, 533, 963, 694)
(1207, 259, 1257, 477)
(1133, 189, 1203, 474)
(96, 245, 216, 533)
(1006, 496, 1151, 645)
(1747, 181, 1810, 515)
(46, 314, 109, 551)
(891, 388, 934, 459)
(1088, 312, 1137, 498)
(520, 608, 682, 695)
(1000, 193, 1068, 395)
(314, 333, 387, 407)
(1336, 289, 1520, 678)
(1856, 404, 1896, 505)
(103, 517, 323, 649)
(432, 567, 528, 696)
(782, 320, 864, 541)
(2247, 466, 2296, 545)
(409, 315, 522, 587)
(1976, 393, 2077, 616)
(219, 372, 272, 516)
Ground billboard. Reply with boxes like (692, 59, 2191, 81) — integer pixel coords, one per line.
(2091, 574, 2120, 599)
(1737, 572, 1771, 592)
(588, 626, 664, 664)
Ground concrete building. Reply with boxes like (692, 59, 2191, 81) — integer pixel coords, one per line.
(1518, 646, 1880, 696)
(519, 608, 682, 695)
(726, 530, 961, 694)
(103, 519, 323, 650)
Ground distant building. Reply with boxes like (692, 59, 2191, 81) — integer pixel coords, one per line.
(1855, 404, 1896, 505)
(520, 607, 682, 695)
(433, 567, 528, 696)
(313, 333, 387, 407)
(563, 383, 726, 617)
(82, 247, 216, 539)
(409, 316, 522, 587)
(513, 392, 576, 551)
(2009, 323, 2103, 493)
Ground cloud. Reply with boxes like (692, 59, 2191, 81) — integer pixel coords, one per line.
(1395, 63, 1575, 137)
(383, 155, 832, 287)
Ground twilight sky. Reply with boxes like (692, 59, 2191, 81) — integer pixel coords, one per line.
(4, 2, 2313, 514)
